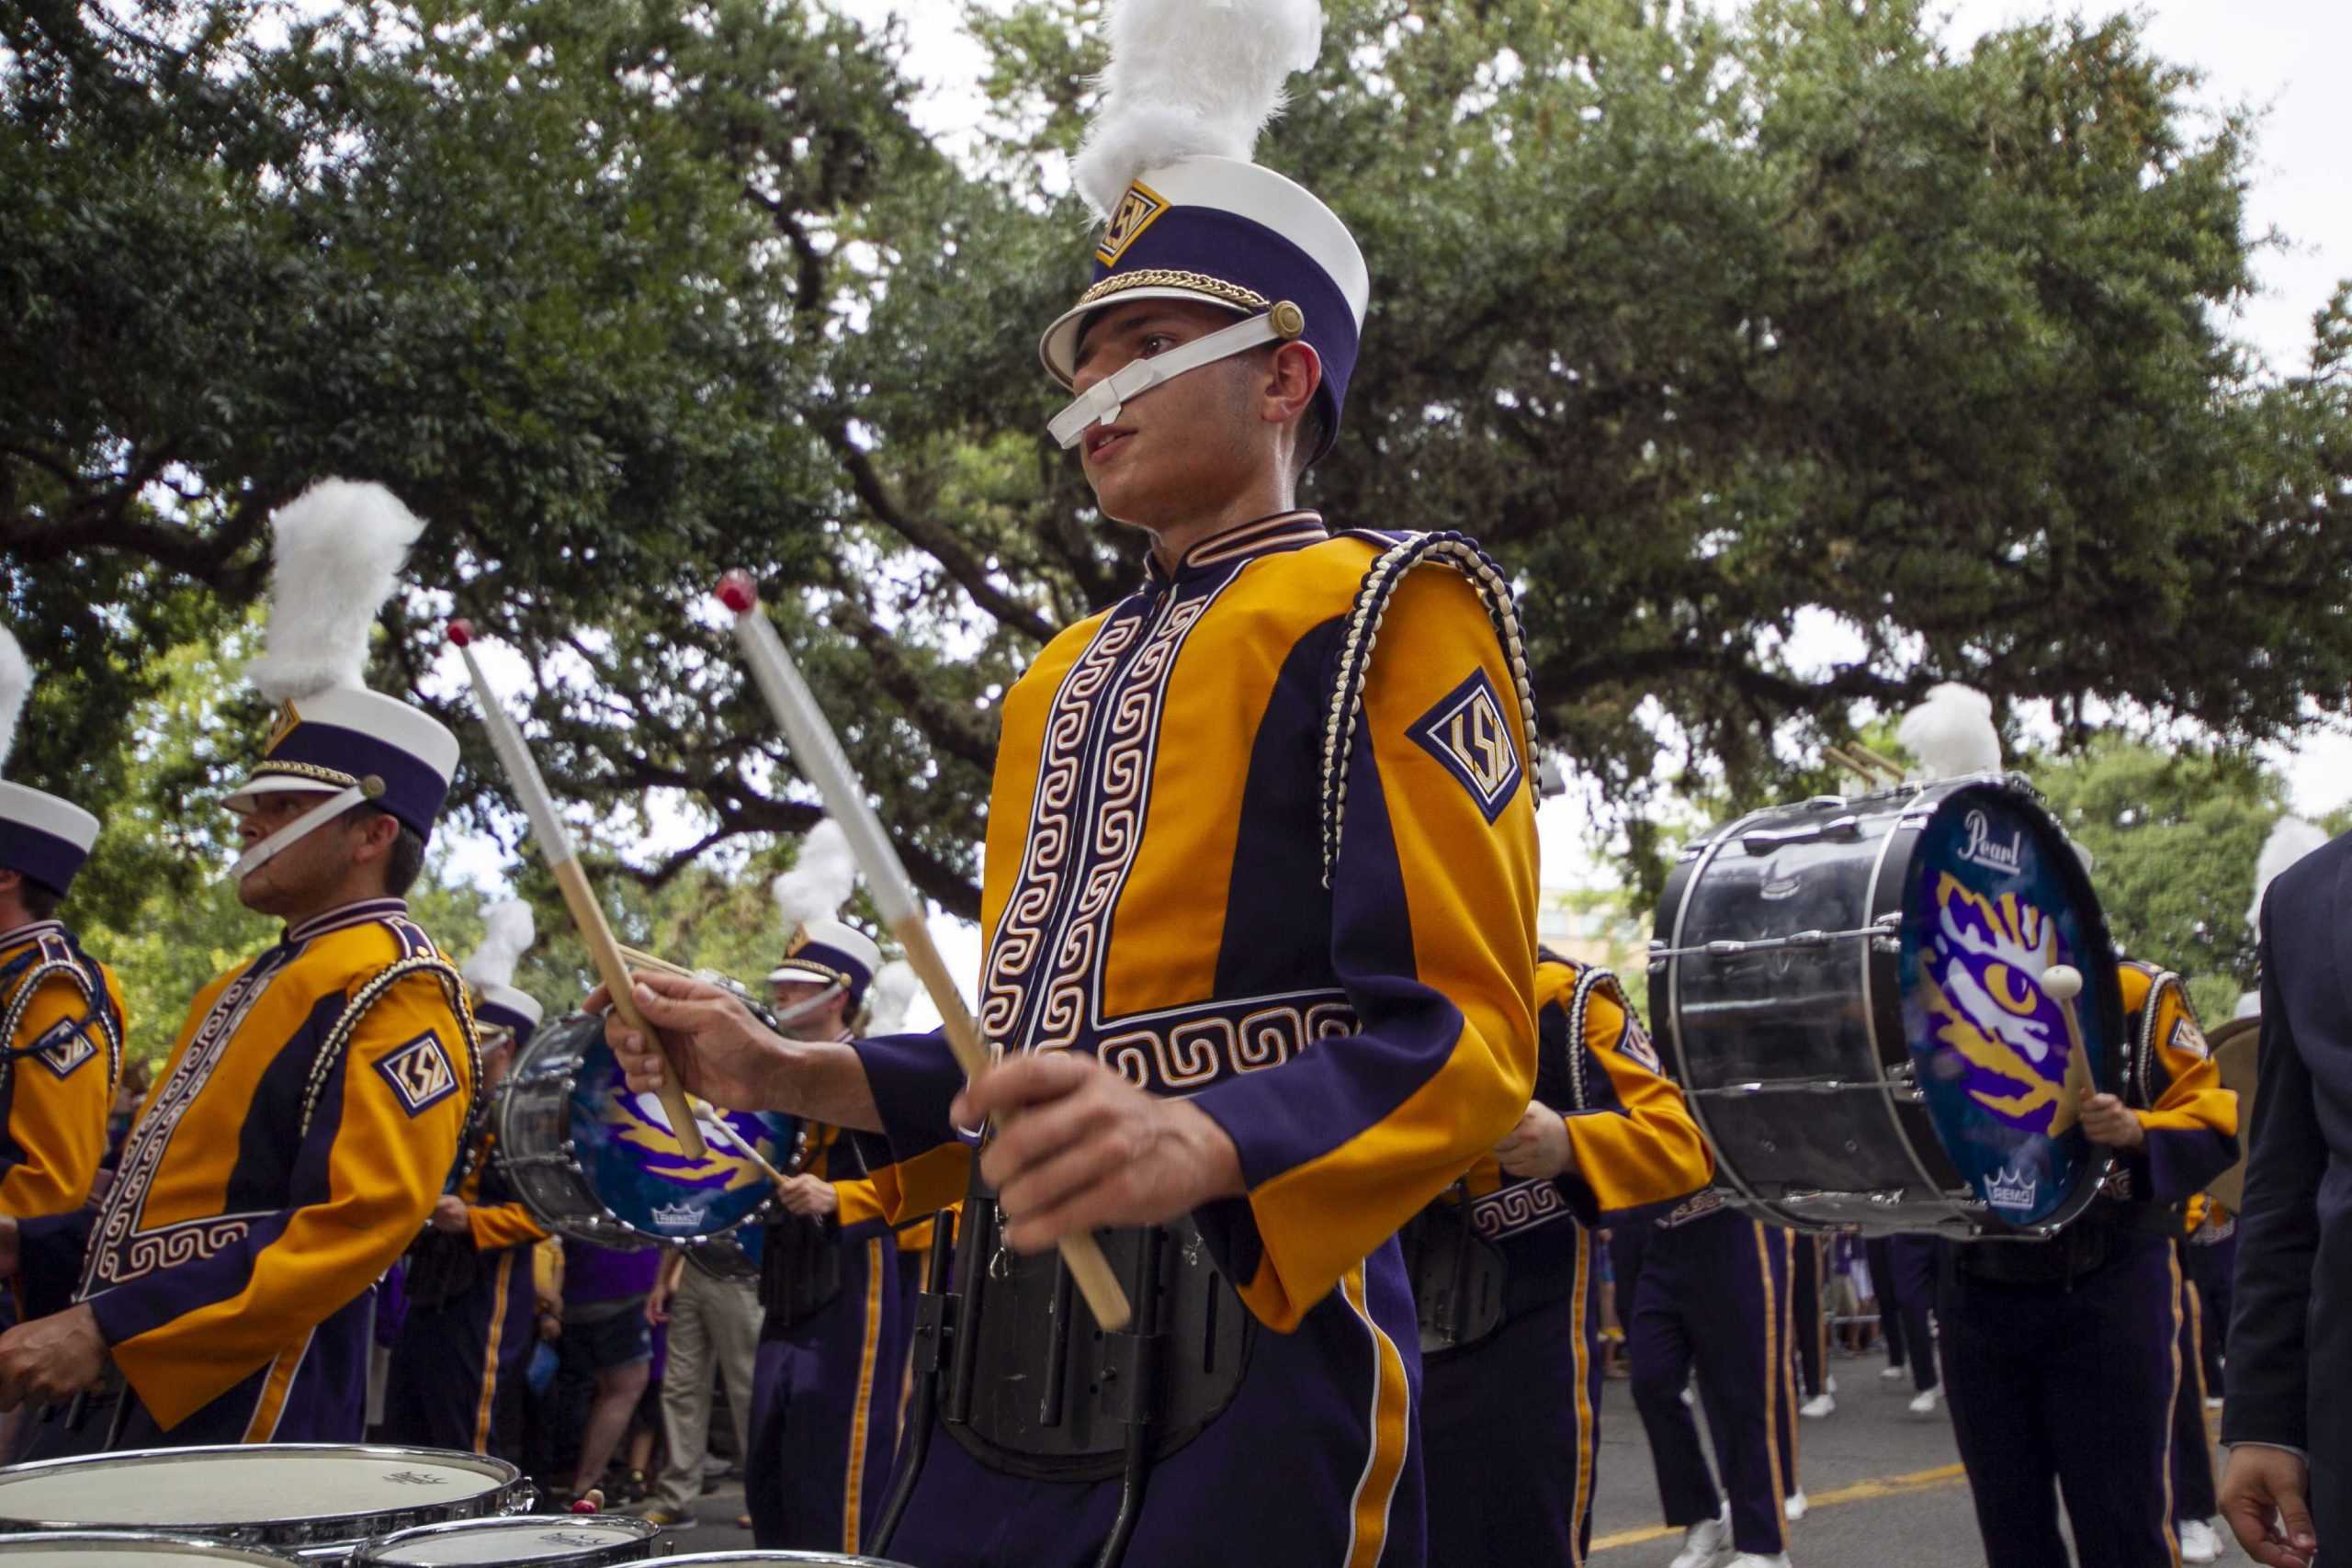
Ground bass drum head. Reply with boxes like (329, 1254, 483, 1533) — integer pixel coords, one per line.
(552, 1014, 801, 1242)
(1895, 782, 2124, 1231)
(0, 1448, 522, 1545)
(0, 1536, 297, 1568)
(358, 1517, 658, 1567)
(657, 1555, 915, 1566)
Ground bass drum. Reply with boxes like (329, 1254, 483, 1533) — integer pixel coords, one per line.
(1653, 774, 2126, 1237)
(683, 1221, 764, 1284)
(497, 1012, 808, 1247)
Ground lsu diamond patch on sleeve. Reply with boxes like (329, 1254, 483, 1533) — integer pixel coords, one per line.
(1408, 669, 1524, 823)
(2169, 1015, 2210, 1060)
(30, 1017, 96, 1081)
(1615, 1020, 1663, 1075)
(376, 1032, 459, 1117)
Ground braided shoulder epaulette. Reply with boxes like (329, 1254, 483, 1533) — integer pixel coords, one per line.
(0, 936, 123, 1097)
(1317, 529, 1539, 886)
(1563, 964, 1640, 1115)
(298, 953, 485, 1139)
(2129, 968, 2189, 1112)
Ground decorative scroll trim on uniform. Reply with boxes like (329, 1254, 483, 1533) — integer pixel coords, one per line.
(301, 955, 482, 1138)
(1318, 531, 1540, 886)
(1472, 1177, 1570, 1241)
(98, 1212, 263, 1289)
(1096, 990, 1358, 1095)
(247, 759, 362, 788)
(1076, 269, 1271, 314)
(1660, 1189, 1729, 1228)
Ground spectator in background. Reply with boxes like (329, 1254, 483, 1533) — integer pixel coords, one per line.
(554, 1239, 659, 1512)
(638, 1243, 760, 1529)
(102, 1059, 149, 1171)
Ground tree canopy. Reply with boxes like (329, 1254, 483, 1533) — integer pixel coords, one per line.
(7, 0, 2349, 923)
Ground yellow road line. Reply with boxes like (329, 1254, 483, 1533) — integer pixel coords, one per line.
(1590, 1464, 1970, 1553)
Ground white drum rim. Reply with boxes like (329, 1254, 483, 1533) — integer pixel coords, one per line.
(356, 1516, 658, 1567)
(0, 1447, 525, 1540)
(0, 1532, 296, 1567)
(656, 1554, 918, 1565)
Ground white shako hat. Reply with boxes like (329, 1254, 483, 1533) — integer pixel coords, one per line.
(0, 630, 100, 897)
(1039, 0, 1369, 466)
(763, 819, 880, 1009)
(224, 480, 459, 877)
(461, 898, 545, 1046)
(1896, 682, 2005, 781)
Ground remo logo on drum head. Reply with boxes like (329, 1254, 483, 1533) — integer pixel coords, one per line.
(1899, 787, 2120, 1227)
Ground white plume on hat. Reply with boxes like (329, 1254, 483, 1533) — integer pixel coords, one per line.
(0, 629, 29, 775)
(2247, 815, 2329, 932)
(244, 479, 428, 704)
(1897, 683, 2004, 781)
(865, 960, 922, 1033)
(772, 818, 858, 927)
(461, 899, 537, 992)
(1073, 0, 1326, 216)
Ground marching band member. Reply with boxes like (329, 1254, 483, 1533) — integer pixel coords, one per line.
(0, 480, 480, 1447)
(1411, 951, 1712, 1565)
(595, 1, 1542, 1561)
(1899, 685, 2238, 1568)
(736, 862, 923, 1552)
(381, 901, 548, 1458)
(0, 630, 123, 1229)
(2167, 1196, 2225, 1563)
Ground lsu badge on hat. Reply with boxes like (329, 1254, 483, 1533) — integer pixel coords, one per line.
(0, 629, 100, 897)
(1040, 0, 1368, 466)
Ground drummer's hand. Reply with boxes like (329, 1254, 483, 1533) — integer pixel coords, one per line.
(957, 1053, 1244, 1253)
(777, 1174, 838, 1220)
(1494, 1104, 1576, 1179)
(0, 1304, 107, 1411)
(588, 971, 786, 1110)
(428, 1195, 471, 1235)
(2080, 1093, 2146, 1150)
(2221, 1444, 2316, 1568)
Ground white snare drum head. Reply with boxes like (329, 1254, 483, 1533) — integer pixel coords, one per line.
(660, 1555, 914, 1566)
(0, 1532, 295, 1568)
(361, 1518, 654, 1566)
(0, 1450, 513, 1529)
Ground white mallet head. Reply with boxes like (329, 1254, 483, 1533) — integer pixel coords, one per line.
(2041, 964, 2084, 1003)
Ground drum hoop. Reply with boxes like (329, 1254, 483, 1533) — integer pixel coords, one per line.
(0, 1532, 300, 1567)
(495, 1014, 801, 1249)
(356, 1514, 660, 1568)
(1663, 806, 1783, 1224)
(0, 1446, 528, 1548)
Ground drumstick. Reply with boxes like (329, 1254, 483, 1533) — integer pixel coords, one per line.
(716, 572, 1135, 1332)
(447, 622, 707, 1160)
(1849, 742, 1909, 783)
(1822, 746, 1882, 787)
(2041, 964, 2098, 1127)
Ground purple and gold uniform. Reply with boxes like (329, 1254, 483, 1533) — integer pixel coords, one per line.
(851, 517, 1541, 1567)
(1939, 960, 2238, 1568)
(29, 899, 479, 1446)
(1420, 955, 1711, 1565)
(744, 1127, 925, 1554)
(0, 920, 123, 1221)
(380, 1122, 545, 1456)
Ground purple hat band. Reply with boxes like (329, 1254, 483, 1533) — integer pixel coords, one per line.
(0, 823, 89, 897)
(774, 940, 875, 1010)
(476, 998, 538, 1046)
(256, 719, 451, 842)
(1087, 206, 1359, 460)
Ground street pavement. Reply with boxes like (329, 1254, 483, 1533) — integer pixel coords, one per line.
(657, 1341, 2235, 1565)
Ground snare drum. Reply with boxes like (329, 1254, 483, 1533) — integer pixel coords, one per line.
(1652, 775, 2126, 1236)
(0, 1447, 531, 1557)
(0, 1534, 297, 1568)
(660, 1555, 915, 1566)
(356, 1517, 656, 1568)
(497, 1012, 808, 1247)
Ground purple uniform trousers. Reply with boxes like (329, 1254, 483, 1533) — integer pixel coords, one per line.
(1626, 1211, 1797, 1557)
(747, 1233, 918, 1554)
(382, 1247, 537, 1458)
(1937, 1232, 2183, 1568)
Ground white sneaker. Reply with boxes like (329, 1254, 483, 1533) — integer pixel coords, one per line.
(1881, 1364, 1907, 1382)
(1729, 1555, 1792, 1568)
(2177, 1518, 2221, 1564)
(1826, 1374, 1838, 1394)
(1783, 1489, 1809, 1521)
(1668, 1507, 1732, 1568)
(1799, 1392, 1836, 1419)
(1680, 1383, 1697, 1408)
(2204, 1395, 2224, 1412)
(1908, 1386, 1942, 1417)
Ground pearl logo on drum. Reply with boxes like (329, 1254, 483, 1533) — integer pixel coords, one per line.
(1957, 808, 2027, 874)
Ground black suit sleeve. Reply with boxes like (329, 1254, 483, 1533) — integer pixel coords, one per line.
(2222, 891, 2326, 1450)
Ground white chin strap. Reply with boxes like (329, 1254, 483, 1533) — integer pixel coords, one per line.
(229, 784, 368, 882)
(1047, 305, 1301, 450)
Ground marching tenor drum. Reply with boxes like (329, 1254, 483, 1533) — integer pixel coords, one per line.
(661, 1554, 917, 1567)
(0, 1535, 298, 1568)
(1652, 774, 2128, 1237)
(355, 1517, 657, 1568)
(496, 1011, 808, 1247)
(0, 1448, 531, 1558)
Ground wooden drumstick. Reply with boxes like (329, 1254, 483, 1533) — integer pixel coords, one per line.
(716, 571, 1135, 1332)
(447, 621, 707, 1160)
